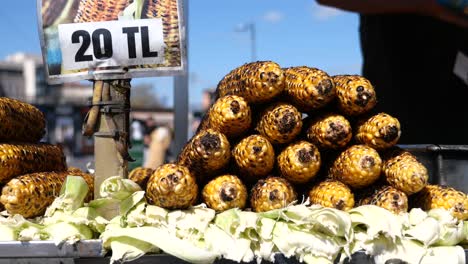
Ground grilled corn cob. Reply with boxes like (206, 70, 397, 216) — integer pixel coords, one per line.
(250, 177, 297, 212)
(412, 185, 468, 220)
(333, 75, 377, 116)
(0, 143, 66, 184)
(232, 135, 275, 181)
(366, 186, 408, 214)
(178, 129, 230, 182)
(306, 114, 352, 149)
(128, 167, 154, 189)
(217, 61, 284, 104)
(356, 113, 401, 149)
(277, 141, 321, 184)
(256, 103, 302, 145)
(146, 163, 198, 209)
(308, 180, 355, 211)
(329, 145, 382, 189)
(202, 175, 248, 212)
(0, 171, 94, 218)
(201, 95, 252, 138)
(0, 97, 46, 143)
(143, 0, 181, 66)
(383, 150, 428, 195)
(284, 66, 335, 112)
(74, 0, 131, 23)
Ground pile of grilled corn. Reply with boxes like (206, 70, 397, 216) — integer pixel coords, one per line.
(0, 98, 94, 218)
(136, 61, 466, 221)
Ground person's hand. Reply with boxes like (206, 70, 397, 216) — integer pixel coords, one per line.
(419, 0, 468, 28)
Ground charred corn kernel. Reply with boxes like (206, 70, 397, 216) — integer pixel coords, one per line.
(330, 145, 382, 189)
(412, 185, 468, 220)
(284, 66, 335, 112)
(217, 61, 284, 104)
(309, 180, 354, 211)
(177, 129, 230, 182)
(369, 185, 408, 214)
(0, 97, 46, 143)
(144, 0, 181, 66)
(205, 95, 252, 138)
(74, 0, 130, 23)
(256, 103, 302, 145)
(67, 167, 83, 173)
(383, 149, 428, 195)
(0, 143, 66, 184)
(277, 141, 321, 184)
(250, 177, 297, 212)
(0, 171, 94, 218)
(333, 75, 377, 116)
(129, 167, 154, 189)
(356, 113, 401, 149)
(202, 175, 248, 212)
(232, 135, 275, 181)
(306, 114, 352, 149)
(146, 163, 198, 209)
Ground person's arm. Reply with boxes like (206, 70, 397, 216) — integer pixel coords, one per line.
(317, 0, 468, 27)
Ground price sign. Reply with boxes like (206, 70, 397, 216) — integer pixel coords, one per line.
(38, 0, 185, 84)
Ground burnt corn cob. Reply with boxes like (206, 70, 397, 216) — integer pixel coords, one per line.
(383, 149, 428, 195)
(146, 163, 198, 209)
(232, 135, 275, 181)
(366, 185, 408, 214)
(329, 145, 382, 189)
(412, 185, 468, 220)
(356, 113, 401, 149)
(204, 95, 252, 139)
(0, 143, 66, 184)
(0, 97, 46, 143)
(333, 75, 377, 116)
(1, 171, 94, 218)
(284, 66, 335, 112)
(74, 0, 131, 23)
(306, 114, 352, 149)
(202, 175, 248, 212)
(128, 167, 154, 189)
(250, 177, 297, 212)
(277, 141, 321, 184)
(256, 103, 302, 145)
(177, 129, 230, 182)
(217, 61, 284, 104)
(308, 180, 355, 211)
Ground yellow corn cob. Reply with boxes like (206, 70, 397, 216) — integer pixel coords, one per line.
(232, 135, 275, 181)
(306, 113, 352, 149)
(202, 95, 252, 139)
(333, 75, 377, 116)
(202, 175, 248, 212)
(128, 167, 154, 189)
(383, 149, 428, 195)
(74, 0, 131, 23)
(412, 185, 468, 220)
(0, 97, 46, 143)
(308, 180, 355, 211)
(0, 143, 66, 184)
(217, 61, 285, 104)
(146, 163, 198, 209)
(367, 185, 408, 214)
(256, 103, 302, 145)
(356, 113, 401, 149)
(329, 145, 382, 189)
(144, 0, 181, 66)
(0, 171, 94, 218)
(284, 66, 335, 112)
(177, 129, 230, 182)
(277, 141, 321, 184)
(250, 177, 297, 212)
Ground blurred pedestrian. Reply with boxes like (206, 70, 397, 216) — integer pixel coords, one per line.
(144, 124, 173, 169)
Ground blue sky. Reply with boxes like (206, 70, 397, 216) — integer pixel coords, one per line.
(0, 0, 362, 109)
